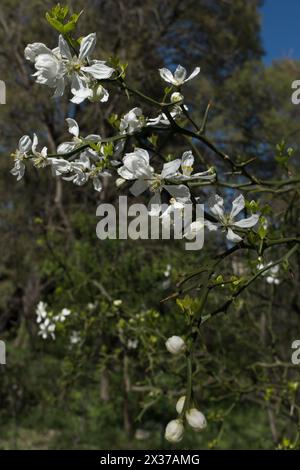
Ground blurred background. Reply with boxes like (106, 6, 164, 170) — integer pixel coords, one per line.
(0, 0, 300, 450)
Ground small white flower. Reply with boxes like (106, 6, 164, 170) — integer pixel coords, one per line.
(117, 148, 154, 195)
(118, 149, 192, 216)
(11, 160, 26, 181)
(57, 118, 101, 154)
(147, 106, 183, 127)
(257, 262, 280, 285)
(120, 108, 144, 134)
(25, 33, 114, 103)
(70, 331, 81, 345)
(127, 339, 138, 350)
(36, 301, 48, 324)
(165, 336, 185, 355)
(183, 219, 205, 239)
(54, 308, 71, 322)
(38, 318, 56, 340)
(164, 419, 184, 443)
(113, 299, 123, 307)
(31, 134, 49, 167)
(159, 64, 200, 86)
(206, 194, 259, 243)
(160, 197, 190, 225)
(186, 408, 207, 432)
(173, 151, 216, 182)
(164, 264, 172, 278)
(10, 135, 32, 180)
(176, 396, 186, 414)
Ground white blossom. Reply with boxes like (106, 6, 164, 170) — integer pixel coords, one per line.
(172, 151, 216, 182)
(127, 339, 138, 350)
(31, 134, 49, 167)
(70, 331, 81, 345)
(57, 118, 101, 154)
(25, 33, 114, 103)
(54, 308, 71, 322)
(205, 194, 259, 243)
(176, 397, 207, 432)
(38, 318, 56, 340)
(120, 108, 144, 134)
(159, 64, 200, 86)
(164, 264, 172, 278)
(164, 419, 184, 443)
(183, 219, 205, 239)
(10, 135, 32, 180)
(257, 262, 280, 285)
(186, 408, 207, 432)
(117, 148, 192, 216)
(147, 106, 183, 127)
(165, 336, 185, 354)
(36, 301, 48, 323)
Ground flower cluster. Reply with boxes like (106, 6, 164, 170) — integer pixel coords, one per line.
(25, 33, 114, 103)
(36, 301, 71, 340)
(11, 31, 260, 247)
(257, 261, 280, 285)
(165, 395, 207, 443)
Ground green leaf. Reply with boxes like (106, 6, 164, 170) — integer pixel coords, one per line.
(45, 13, 65, 33)
(63, 21, 77, 34)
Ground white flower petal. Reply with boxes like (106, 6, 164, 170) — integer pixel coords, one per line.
(24, 43, 52, 62)
(79, 33, 96, 60)
(93, 177, 102, 192)
(53, 77, 65, 98)
(208, 194, 224, 219)
(185, 66, 201, 82)
(19, 135, 32, 153)
(181, 150, 194, 175)
(164, 184, 190, 199)
(204, 220, 219, 231)
(234, 214, 259, 228)
(158, 67, 177, 85)
(226, 228, 242, 243)
(57, 142, 77, 154)
(66, 118, 80, 138)
(82, 61, 114, 80)
(58, 35, 72, 60)
(149, 192, 162, 216)
(230, 194, 245, 219)
(129, 179, 149, 196)
(161, 159, 181, 178)
(174, 65, 187, 84)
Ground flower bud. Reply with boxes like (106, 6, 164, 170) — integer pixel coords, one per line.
(186, 408, 207, 431)
(164, 419, 184, 443)
(176, 395, 186, 414)
(165, 336, 185, 355)
(171, 92, 184, 104)
(116, 177, 126, 188)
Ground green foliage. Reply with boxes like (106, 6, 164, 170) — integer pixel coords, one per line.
(46, 4, 83, 36)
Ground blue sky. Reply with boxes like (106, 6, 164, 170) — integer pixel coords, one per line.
(261, 0, 300, 64)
